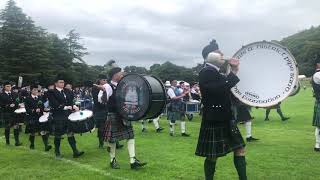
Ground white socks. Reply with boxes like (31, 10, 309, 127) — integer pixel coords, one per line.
(127, 139, 136, 163)
(315, 127, 320, 148)
(181, 121, 186, 134)
(170, 122, 175, 133)
(245, 121, 252, 138)
(109, 143, 116, 162)
(153, 117, 160, 129)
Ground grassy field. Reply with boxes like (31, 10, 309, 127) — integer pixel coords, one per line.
(0, 88, 319, 180)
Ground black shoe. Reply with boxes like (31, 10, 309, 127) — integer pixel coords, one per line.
(116, 144, 124, 149)
(181, 133, 190, 137)
(107, 146, 110, 152)
(246, 136, 259, 142)
(264, 118, 269, 121)
(130, 157, 147, 170)
(30, 144, 35, 149)
(110, 158, 120, 169)
(142, 128, 147, 133)
(6, 141, 10, 145)
(73, 151, 85, 158)
(156, 127, 164, 133)
(45, 145, 52, 152)
(282, 117, 290, 121)
(15, 142, 22, 146)
(314, 148, 320, 152)
(170, 132, 174, 136)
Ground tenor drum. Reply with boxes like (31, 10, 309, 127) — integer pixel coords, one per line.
(39, 112, 51, 132)
(68, 110, 94, 133)
(231, 41, 299, 107)
(115, 74, 166, 121)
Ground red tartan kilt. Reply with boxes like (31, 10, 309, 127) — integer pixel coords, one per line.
(103, 113, 134, 143)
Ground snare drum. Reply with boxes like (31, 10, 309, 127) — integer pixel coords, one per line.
(68, 110, 94, 134)
(14, 108, 26, 114)
(39, 112, 51, 132)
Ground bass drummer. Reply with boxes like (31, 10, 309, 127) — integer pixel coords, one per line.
(48, 75, 84, 159)
(98, 66, 146, 170)
(24, 84, 52, 151)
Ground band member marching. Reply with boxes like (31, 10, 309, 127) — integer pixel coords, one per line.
(24, 84, 52, 151)
(0, 81, 22, 146)
(167, 80, 190, 137)
(48, 76, 84, 159)
(232, 97, 259, 142)
(98, 67, 146, 169)
(312, 54, 320, 152)
(92, 74, 123, 149)
(195, 39, 247, 180)
(141, 116, 164, 133)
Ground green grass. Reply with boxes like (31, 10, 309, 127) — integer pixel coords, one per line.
(0, 87, 319, 180)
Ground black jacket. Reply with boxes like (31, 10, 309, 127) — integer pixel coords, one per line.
(48, 88, 74, 117)
(92, 86, 107, 112)
(0, 92, 19, 113)
(199, 65, 240, 123)
(24, 95, 44, 122)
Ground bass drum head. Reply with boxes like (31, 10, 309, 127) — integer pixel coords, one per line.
(231, 41, 299, 107)
(116, 74, 166, 121)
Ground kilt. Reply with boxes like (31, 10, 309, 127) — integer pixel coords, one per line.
(25, 120, 40, 134)
(1, 112, 18, 127)
(51, 110, 72, 136)
(313, 100, 320, 127)
(195, 120, 245, 158)
(94, 110, 107, 128)
(236, 105, 253, 123)
(103, 113, 134, 143)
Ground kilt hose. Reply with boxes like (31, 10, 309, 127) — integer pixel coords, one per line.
(313, 100, 320, 127)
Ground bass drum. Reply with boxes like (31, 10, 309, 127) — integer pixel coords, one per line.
(231, 41, 299, 107)
(115, 74, 166, 121)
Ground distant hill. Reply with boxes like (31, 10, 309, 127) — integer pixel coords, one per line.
(280, 25, 320, 77)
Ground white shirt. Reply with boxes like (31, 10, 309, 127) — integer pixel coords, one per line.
(167, 87, 176, 99)
(31, 94, 38, 99)
(56, 87, 63, 92)
(98, 83, 114, 103)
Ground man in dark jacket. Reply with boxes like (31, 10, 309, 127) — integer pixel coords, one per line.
(48, 75, 84, 159)
(0, 81, 22, 146)
(195, 39, 247, 180)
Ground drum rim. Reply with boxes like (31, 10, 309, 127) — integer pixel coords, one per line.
(68, 110, 93, 121)
(116, 73, 166, 120)
(143, 74, 167, 119)
(231, 40, 299, 108)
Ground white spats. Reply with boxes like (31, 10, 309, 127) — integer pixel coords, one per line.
(109, 143, 116, 162)
(153, 117, 160, 129)
(245, 121, 252, 138)
(170, 122, 175, 134)
(315, 127, 320, 148)
(127, 139, 135, 163)
(181, 121, 186, 133)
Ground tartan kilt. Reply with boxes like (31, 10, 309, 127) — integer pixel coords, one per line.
(313, 101, 320, 127)
(1, 112, 19, 127)
(25, 120, 40, 134)
(51, 111, 72, 136)
(103, 113, 134, 143)
(236, 106, 253, 123)
(195, 120, 245, 158)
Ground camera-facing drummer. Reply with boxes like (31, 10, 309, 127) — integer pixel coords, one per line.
(48, 75, 84, 159)
(195, 39, 247, 180)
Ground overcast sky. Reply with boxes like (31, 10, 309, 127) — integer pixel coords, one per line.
(1, 0, 319, 68)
